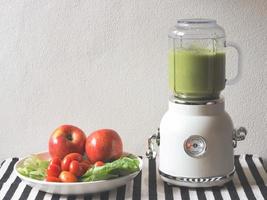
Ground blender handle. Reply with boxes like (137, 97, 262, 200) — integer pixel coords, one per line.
(225, 41, 242, 85)
(146, 129, 160, 159)
(232, 127, 247, 148)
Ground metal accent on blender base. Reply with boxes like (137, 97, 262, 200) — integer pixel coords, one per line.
(159, 168, 235, 185)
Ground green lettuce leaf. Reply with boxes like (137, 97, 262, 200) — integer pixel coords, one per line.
(17, 155, 49, 180)
(81, 155, 140, 182)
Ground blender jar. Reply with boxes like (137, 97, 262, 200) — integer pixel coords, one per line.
(168, 19, 241, 101)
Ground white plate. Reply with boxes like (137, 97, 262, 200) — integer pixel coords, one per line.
(14, 152, 142, 195)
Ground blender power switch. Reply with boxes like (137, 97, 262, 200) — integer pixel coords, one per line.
(184, 135, 207, 157)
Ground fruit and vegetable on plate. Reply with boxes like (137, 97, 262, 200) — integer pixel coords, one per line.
(17, 125, 140, 183)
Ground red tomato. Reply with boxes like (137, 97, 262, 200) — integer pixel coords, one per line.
(61, 153, 83, 171)
(61, 156, 72, 171)
(85, 129, 123, 163)
(46, 176, 61, 182)
(65, 153, 83, 162)
(50, 157, 61, 167)
(94, 161, 105, 167)
(80, 160, 91, 171)
(81, 159, 91, 165)
(69, 160, 79, 173)
(59, 171, 77, 182)
(47, 164, 61, 177)
(69, 160, 84, 176)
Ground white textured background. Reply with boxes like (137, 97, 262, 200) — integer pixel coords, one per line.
(0, 1, 266, 164)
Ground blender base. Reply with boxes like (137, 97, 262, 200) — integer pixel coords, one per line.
(159, 169, 235, 188)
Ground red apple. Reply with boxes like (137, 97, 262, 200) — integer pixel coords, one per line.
(85, 129, 123, 163)
(49, 125, 86, 159)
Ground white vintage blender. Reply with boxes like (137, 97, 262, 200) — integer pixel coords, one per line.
(146, 19, 247, 187)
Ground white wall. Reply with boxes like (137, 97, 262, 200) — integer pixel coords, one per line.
(0, 0, 266, 164)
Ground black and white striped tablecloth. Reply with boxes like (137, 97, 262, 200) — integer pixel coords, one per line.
(0, 155, 267, 200)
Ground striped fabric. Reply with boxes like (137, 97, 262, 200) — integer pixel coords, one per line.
(0, 155, 267, 200)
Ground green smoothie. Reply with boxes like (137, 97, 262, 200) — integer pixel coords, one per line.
(169, 49, 225, 100)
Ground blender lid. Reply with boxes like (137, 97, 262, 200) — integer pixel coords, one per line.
(177, 18, 216, 25)
(169, 18, 225, 39)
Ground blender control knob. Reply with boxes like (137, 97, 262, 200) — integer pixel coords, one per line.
(184, 135, 207, 157)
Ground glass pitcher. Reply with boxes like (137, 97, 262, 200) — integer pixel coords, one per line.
(168, 19, 241, 101)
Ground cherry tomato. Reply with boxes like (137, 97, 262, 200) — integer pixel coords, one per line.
(78, 166, 87, 176)
(79, 164, 89, 176)
(80, 160, 91, 171)
(47, 164, 61, 177)
(70, 160, 86, 176)
(82, 159, 91, 165)
(50, 157, 61, 167)
(61, 153, 83, 171)
(46, 176, 61, 182)
(69, 160, 80, 176)
(65, 153, 83, 162)
(78, 167, 85, 176)
(61, 156, 72, 171)
(59, 171, 77, 182)
(94, 161, 105, 167)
